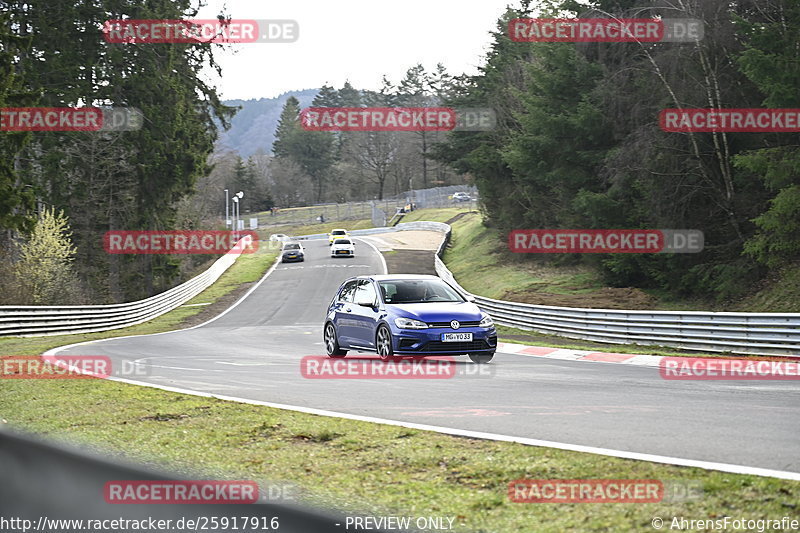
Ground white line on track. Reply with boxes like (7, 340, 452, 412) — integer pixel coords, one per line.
(94, 374, 800, 481)
(353, 237, 388, 275)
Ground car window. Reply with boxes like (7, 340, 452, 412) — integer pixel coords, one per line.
(283, 243, 300, 250)
(334, 239, 351, 245)
(378, 279, 464, 304)
(338, 280, 359, 303)
(354, 281, 377, 305)
(332, 230, 346, 235)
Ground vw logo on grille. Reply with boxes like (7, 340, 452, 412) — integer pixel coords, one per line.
(450, 320, 460, 329)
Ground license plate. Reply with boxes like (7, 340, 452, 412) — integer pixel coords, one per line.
(337, 250, 348, 254)
(441, 332, 472, 342)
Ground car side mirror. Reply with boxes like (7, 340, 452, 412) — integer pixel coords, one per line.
(465, 294, 476, 303)
(355, 295, 377, 307)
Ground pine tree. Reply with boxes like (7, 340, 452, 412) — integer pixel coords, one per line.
(272, 97, 301, 157)
(0, 11, 36, 236)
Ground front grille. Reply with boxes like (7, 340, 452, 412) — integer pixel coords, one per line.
(421, 340, 492, 352)
(427, 320, 481, 328)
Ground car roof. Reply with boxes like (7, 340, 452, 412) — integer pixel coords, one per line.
(331, 228, 347, 232)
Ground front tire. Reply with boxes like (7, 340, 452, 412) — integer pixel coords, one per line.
(376, 325, 394, 361)
(469, 352, 494, 364)
(324, 323, 347, 358)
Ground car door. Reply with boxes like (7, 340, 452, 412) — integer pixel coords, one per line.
(332, 280, 359, 347)
(348, 280, 381, 349)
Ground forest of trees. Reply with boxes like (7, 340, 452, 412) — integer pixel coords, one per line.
(1, 0, 234, 304)
(269, 67, 468, 204)
(432, 0, 800, 302)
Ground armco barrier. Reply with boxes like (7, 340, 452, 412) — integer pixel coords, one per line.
(0, 237, 253, 337)
(432, 225, 800, 357)
(0, 429, 401, 533)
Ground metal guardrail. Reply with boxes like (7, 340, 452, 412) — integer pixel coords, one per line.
(294, 221, 451, 241)
(0, 239, 252, 338)
(433, 225, 800, 357)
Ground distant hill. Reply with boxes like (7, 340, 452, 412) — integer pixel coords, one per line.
(216, 89, 319, 157)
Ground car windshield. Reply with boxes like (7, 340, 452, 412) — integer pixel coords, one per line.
(332, 230, 346, 235)
(378, 279, 464, 304)
(334, 239, 351, 245)
(283, 243, 300, 250)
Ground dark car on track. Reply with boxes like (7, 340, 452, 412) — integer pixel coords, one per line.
(324, 274, 496, 363)
(281, 241, 305, 263)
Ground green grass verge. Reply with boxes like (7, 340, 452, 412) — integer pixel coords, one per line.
(443, 212, 564, 300)
(254, 203, 374, 226)
(401, 207, 475, 224)
(2, 380, 796, 532)
(260, 219, 374, 241)
(732, 264, 800, 313)
(0, 245, 278, 356)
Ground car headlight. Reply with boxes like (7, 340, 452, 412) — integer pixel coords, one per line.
(479, 314, 494, 328)
(394, 317, 428, 329)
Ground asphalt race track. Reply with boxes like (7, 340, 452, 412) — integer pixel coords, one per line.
(54, 238, 800, 476)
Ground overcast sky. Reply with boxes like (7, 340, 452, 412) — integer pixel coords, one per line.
(196, 0, 519, 101)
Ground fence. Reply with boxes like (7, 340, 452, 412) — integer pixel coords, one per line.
(257, 185, 479, 228)
(0, 238, 251, 338)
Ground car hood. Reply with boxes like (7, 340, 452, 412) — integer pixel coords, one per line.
(388, 301, 483, 322)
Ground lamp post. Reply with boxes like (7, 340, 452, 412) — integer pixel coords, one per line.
(232, 197, 239, 239)
(224, 188, 230, 227)
(235, 191, 244, 234)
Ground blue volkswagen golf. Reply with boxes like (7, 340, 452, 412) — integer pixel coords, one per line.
(323, 275, 497, 363)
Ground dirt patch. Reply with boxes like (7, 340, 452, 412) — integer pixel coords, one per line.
(502, 286, 659, 310)
(444, 211, 474, 225)
(362, 230, 443, 251)
(384, 250, 436, 275)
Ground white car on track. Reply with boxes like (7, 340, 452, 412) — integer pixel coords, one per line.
(330, 238, 355, 258)
(269, 233, 290, 242)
